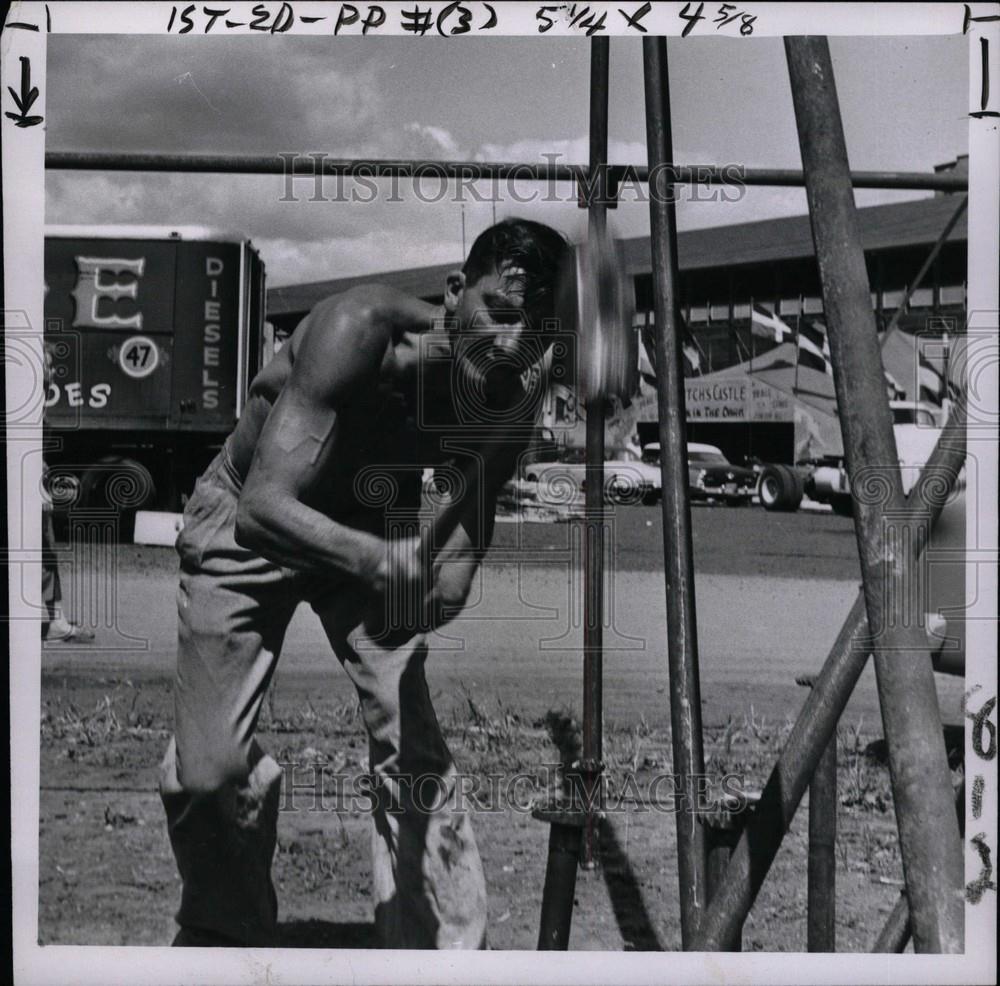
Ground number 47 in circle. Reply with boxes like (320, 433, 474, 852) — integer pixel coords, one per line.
(118, 336, 160, 379)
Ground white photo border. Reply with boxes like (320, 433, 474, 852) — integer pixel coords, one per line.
(4, 2, 997, 984)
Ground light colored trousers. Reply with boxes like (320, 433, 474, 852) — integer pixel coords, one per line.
(41, 504, 62, 631)
(158, 450, 487, 948)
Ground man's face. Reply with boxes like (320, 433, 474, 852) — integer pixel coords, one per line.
(448, 264, 550, 409)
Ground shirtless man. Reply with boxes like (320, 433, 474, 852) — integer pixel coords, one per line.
(158, 218, 571, 948)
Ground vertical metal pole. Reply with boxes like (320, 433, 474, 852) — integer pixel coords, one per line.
(705, 832, 732, 915)
(871, 778, 966, 953)
(581, 35, 609, 869)
(807, 702, 837, 951)
(536, 812, 586, 950)
(702, 811, 744, 951)
(642, 36, 708, 946)
(532, 39, 610, 949)
(784, 36, 963, 953)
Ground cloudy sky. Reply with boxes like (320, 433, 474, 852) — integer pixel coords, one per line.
(45, 33, 967, 287)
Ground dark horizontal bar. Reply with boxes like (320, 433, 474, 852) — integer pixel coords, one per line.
(45, 152, 969, 191)
(47, 152, 585, 183)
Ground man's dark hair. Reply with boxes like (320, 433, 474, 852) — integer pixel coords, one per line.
(462, 218, 570, 315)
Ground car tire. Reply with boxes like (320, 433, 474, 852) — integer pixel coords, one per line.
(641, 489, 660, 506)
(759, 464, 803, 512)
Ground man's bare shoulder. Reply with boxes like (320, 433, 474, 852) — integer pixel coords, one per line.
(284, 284, 437, 405)
(305, 284, 437, 342)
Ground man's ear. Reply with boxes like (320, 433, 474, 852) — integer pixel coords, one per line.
(444, 270, 466, 314)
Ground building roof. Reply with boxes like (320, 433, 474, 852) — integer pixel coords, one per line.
(266, 195, 968, 319)
(266, 262, 458, 319)
(627, 193, 967, 274)
(45, 223, 253, 244)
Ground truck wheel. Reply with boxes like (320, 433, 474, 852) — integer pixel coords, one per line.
(79, 457, 156, 540)
(759, 466, 785, 510)
(759, 465, 803, 512)
(830, 493, 854, 517)
(782, 465, 805, 511)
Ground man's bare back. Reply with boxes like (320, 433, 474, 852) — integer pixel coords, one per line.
(227, 286, 461, 520)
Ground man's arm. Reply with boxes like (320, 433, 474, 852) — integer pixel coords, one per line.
(422, 440, 521, 625)
(234, 290, 405, 591)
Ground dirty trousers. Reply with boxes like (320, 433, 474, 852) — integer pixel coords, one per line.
(158, 451, 487, 947)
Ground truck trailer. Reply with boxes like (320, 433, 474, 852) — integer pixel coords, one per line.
(43, 225, 267, 535)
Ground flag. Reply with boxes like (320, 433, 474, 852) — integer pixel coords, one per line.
(683, 342, 702, 374)
(881, 327, 948, 408)
(917, 350, 945, 404)
(943, 333, 965, 401)
(637, 336, 657, 385)
(751, 303, 793, 342)
(798, 319, 832, 375)
(635, 308, 704, 377)
(635, 311, 657, 385)
(679, 310, 706, 376)
(884, 369, 906, 399)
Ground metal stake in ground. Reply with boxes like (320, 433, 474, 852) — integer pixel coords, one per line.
(581, 34, 610, 872)
(534, 36, 612, 949)
(699, 792, 762, 952)
(534, 803, 588, 950)
(642, 35, 708, 947)
(798, 674, 837, 952)
(784, 35, 963, 953)
(872, 778, 966, 953)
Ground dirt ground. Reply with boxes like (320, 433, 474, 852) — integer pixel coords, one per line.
(36, 505, 965, 951)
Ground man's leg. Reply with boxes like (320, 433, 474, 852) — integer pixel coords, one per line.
(314, 593, 488, 949)
(160, 735, 284, 946)
(40, 504, 95, 643)
(158, 454, 297, 946)
(40, 506, 61, 638)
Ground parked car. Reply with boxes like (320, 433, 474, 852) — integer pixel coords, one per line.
(643, 442, 756, 505)
(523, 446, 661, 505)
